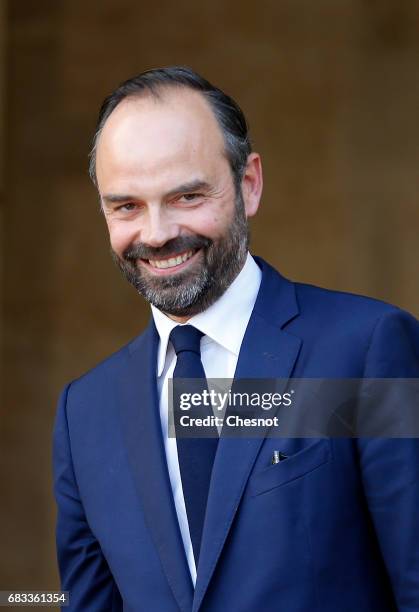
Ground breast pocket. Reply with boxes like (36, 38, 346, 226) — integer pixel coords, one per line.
(248, 439, 332, 497)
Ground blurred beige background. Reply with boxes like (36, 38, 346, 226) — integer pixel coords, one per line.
(1, 0, 418, 601)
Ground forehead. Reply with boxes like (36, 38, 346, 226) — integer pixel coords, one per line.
(95, 88, 228, 192)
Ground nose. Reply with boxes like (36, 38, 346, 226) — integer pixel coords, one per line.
(140, 206, 179, 248)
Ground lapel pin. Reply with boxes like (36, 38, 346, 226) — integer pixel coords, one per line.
(272, 451, 288, 464)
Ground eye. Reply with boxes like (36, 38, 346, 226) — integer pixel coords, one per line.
(116, 202, 137, 212)
(178, 193, 202, 203)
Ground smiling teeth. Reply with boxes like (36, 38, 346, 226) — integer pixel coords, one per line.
(149, 250, 194, 269)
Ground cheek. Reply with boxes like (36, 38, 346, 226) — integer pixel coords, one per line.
(190, 217, 223, 240)
(106, 221, 137, 255)
(214, 199, 235, 224)
(189, 204, 233, 238)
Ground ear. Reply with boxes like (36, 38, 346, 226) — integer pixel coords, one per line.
(241, 152, 263, 218)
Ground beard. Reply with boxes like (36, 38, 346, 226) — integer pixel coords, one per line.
(111, 192, 250, 317)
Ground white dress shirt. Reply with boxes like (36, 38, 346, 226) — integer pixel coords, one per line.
(151, 252, 262, 585)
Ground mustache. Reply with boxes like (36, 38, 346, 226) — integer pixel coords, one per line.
(122, 235, 212, 262)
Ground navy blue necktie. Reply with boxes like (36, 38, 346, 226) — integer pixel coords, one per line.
(170, 325, 218, 563)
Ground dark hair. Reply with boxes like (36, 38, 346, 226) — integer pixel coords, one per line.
(88, 66, 252, 191)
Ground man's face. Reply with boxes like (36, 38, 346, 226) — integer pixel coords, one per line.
(95, 88, 261, 319)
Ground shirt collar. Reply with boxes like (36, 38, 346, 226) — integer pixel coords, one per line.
(151, 252, 262, 376)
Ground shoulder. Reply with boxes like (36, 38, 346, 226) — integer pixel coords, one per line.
(293, 279, 418, 337)
(291, 280, 419, 376)
(65, 326, 150, 397)
(256, 257, 418, 375)
(294, 280, 399, 320)
(255, 255, 416, 329)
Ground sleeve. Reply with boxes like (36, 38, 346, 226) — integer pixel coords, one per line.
(357, 308, 419, 610)
(53, 384, 123, 612)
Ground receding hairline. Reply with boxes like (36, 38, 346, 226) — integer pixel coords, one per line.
(96, 83, 223, 141)
(89, 73, 252, 190)
(92, 84, 231, 180)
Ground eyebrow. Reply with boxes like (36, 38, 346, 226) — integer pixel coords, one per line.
(101, 179, 212, 206)
(101, 194, 135, 205)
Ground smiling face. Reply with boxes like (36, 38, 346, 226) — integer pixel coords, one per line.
(95, 87, 262, 321)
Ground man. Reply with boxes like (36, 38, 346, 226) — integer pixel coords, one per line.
(53, 67, 419, 611)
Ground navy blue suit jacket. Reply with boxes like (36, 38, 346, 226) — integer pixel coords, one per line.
(53, 257, 419, 611)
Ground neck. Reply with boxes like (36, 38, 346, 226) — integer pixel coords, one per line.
(164, 313, 191, 324)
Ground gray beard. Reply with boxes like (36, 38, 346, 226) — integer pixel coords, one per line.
(111, 193, 250, 317)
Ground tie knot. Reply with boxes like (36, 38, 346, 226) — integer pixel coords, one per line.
(170, 325, 204, 356)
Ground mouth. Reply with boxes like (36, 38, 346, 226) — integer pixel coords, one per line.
(139, 248, 201, 275)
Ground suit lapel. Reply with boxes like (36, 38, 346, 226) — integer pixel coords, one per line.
(118, 321, 194, 612)
(193, 259, 302, 612)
